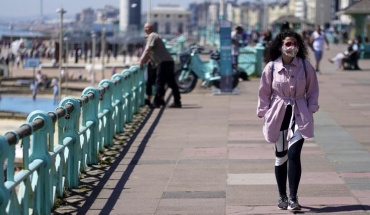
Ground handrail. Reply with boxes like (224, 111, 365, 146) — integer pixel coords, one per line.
(0, 65, 146, 215)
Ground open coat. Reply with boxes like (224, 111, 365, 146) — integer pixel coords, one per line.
(257, 57, 319, 143)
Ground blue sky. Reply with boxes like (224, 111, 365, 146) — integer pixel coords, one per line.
(0, 0, 203, 19)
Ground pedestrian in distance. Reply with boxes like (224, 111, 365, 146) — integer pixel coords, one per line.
(309, 25, 330, 73)
(328, 39, 359, 70)
(111, 66, 116, 76)
(139, 22, 182, 108)
(231, 25, 244, 69)
(31, 80, 38, 101)
(262, 29, 273, 63)
(257, 30, 319, 211)
(36, 70, 45, 89)
(51, 78, 59, 105)
(280, 21, 291, 32)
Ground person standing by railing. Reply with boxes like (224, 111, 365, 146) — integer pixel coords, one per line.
(139, 23, 182, 108)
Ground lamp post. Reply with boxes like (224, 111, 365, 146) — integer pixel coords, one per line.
(8, 24, 13, 77)
(64, 37, 69, 96)
(100, 14, 106, 80)
(219, 0, 225, 20)
(9, 24, 13, 46)
(319, 2, 324, 26)
(56, 8, 66, 102)
(147, 0, 151, 22)
(91, 32, 96, 85)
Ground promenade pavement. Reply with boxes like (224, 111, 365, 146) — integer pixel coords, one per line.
(1, 44, 370, 214)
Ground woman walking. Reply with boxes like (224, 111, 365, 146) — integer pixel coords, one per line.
(310, 25, 330, 73)
(257, 30, 319, 211)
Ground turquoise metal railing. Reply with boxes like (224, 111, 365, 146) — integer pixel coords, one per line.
(238, 45, 265, 77)
(0, 65, 145, 215)
(205, 25, 219, 47)
(199, 26, 265, 76)
(164, 35, 186, 62)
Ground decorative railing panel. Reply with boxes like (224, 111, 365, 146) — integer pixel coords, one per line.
(0, 66, 145, 215)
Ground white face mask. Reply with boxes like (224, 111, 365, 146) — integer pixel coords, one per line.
(282, 45, 299, 58)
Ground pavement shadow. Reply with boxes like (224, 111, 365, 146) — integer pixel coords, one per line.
(301, 204, 370, 213)
(52, 101, 166, 214)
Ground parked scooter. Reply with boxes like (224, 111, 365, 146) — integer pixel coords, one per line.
(175, 45, 239, 93)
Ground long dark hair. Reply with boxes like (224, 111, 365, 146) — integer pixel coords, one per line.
(265, 30, 308, 62)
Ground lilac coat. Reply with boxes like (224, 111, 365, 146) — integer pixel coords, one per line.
(257, 57, 319, 143)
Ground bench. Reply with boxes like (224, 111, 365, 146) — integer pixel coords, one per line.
(343, 57, 360, 70)
(343, 43, 369, 70)
(238, 47, 257, 80)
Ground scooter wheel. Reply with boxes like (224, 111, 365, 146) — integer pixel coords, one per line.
(175, 69, 198, 94)
(212, 72, 239, 89)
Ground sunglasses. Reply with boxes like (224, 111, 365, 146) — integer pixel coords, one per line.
(284, 42, 298, 47)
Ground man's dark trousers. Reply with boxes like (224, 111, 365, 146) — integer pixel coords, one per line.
(154, 60, 181, 106)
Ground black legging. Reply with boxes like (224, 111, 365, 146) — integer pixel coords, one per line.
(275, 105, 304, 198)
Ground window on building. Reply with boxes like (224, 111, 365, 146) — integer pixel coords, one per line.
(166, 14, 170, 18)
(165, 22, 171, 34)
(177, 23, 183, 34)
(179, 15, 183, 18)
(154, 14, 158, 18)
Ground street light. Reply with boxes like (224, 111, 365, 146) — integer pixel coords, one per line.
(91, 32, 96, 85)
(219, 0, 225, 20)
(8, 24, 13, 77)
(9, 24, 13, 45)
(64, 37, 69, 96)
(319, 3, 324, 26)
(56, 7, 66, 102)
(100, 14, 106, 80)
(147, 0, 151, 22)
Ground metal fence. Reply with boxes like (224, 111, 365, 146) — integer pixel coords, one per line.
(0, 65, 145, 215)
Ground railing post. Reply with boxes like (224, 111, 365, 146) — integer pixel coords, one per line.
(112, 74, 125, 133)
(3, 131, 18, 183)
(130, 66, 139, 115)
(130, 65, 145, 110)
(58, 98, 81, 188)
(81, 87, 100, 165)
(122, 69, 133, 123)
(0, 136, 10, 214)
(99, 79, 114, 147)
(138, 66, 146, 107)
(27, 110, 53, 215)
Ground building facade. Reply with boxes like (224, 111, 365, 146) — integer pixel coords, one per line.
(77, 8, 95, 25)
(143, 5, 191, 38)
